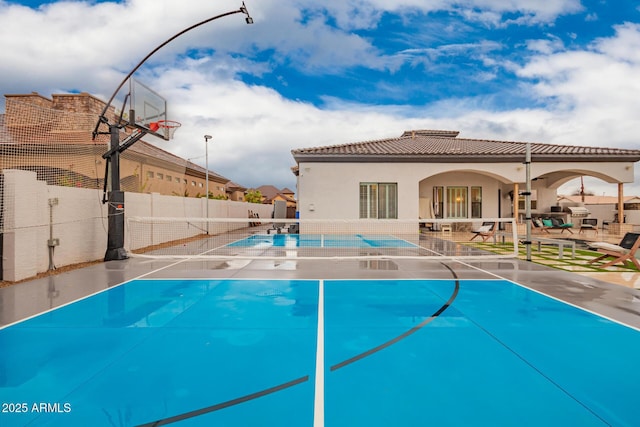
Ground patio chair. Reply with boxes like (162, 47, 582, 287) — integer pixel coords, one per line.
(469, 221, 497, 242)
(579, 218, 598, 235)
(542, 217, 574, 234)
(587, 232, 640, 269)
(532, 218, 550, 234)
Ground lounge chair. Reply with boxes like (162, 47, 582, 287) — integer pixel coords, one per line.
(542, 217, 574, 234)
(579, 218, 598, 235)
(587, 232, 640, 269)
(532, 218, 550, 234)
(469, 221, 497, 242)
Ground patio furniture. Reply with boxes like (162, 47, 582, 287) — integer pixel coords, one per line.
(469, 221, 497, 242)
(532, 218, 550, 234)
(529, 236, 576, 259)
(587, 232, 640, 269)
(579, 218, 598, 235)
(493, 232, 575, 259)
(542, 217, 574, 234)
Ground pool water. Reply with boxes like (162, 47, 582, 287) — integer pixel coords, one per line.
(228, 234, 417, 248)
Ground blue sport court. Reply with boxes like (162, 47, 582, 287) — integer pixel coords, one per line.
(1, 277, 639, 426)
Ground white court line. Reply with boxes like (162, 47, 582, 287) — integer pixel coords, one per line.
(0, 257, 195, 330)
(313, 279, 325, 427)
(451, 258, 640, 332)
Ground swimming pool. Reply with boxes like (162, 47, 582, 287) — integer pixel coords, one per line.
(227, 234, 418, 248)
(1, 278, 638, 426)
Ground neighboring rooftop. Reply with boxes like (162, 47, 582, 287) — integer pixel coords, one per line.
(255, 185, 296, 204)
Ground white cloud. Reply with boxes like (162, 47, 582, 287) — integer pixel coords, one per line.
(525, 35, 565, 54)
(0, 0, 638, 198)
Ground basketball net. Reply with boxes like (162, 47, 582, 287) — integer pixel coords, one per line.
(150, 120, 181, 140)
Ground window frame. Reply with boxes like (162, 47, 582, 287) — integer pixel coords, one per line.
(359, 182, 398, 219)
(446, 186, 468, 219)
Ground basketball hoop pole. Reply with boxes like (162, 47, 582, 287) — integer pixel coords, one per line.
(92, 3, 253, 139)
(95, 3, 253, 261)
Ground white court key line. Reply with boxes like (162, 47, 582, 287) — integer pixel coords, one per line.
(314, 279, 325, 427)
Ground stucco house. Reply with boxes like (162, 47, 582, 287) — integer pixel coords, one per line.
(1, 92, 230, 198)
(291, 130, 640, 231)
(225, 181, 247, 201)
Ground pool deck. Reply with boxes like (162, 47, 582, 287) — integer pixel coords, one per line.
(2, 255, 640, 330)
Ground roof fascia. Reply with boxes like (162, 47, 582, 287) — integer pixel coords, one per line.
(292, 154, 640, 163)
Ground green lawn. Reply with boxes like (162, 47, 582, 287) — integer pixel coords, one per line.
(466, 242, 640, 273)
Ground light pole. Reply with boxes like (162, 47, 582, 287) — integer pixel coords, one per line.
(204, 134, 213, 232)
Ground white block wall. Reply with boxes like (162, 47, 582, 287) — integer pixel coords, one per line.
(2, 170, 273, 282)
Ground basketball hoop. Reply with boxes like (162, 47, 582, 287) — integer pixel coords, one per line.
(153, 120, 181, 140)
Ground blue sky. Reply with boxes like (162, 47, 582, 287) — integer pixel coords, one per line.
(1, 0, 640, 196)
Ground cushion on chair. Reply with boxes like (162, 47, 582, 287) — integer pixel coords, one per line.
(542, 219, 553, 227)
(474, 225, 492, 233)
(588, 242, 628, 253)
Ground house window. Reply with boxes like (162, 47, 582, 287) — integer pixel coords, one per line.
(146, 171, 154, 179)
(175, 177, 181, 183)
(471, 186, 482, 218)
(433, 186, 443, 218)
(447, 186, 468, 218)
(191, 181, 196, 186)
(157, 173, 164, 180)
(359, 183, 397, 219)
(518, 190, 537, 210)
(166, 175, 172, 181)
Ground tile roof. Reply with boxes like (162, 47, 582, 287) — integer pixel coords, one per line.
(225, 181, 247, 191)
(255, 185, 297, 203)
(291, 130, 640, 163)
(0, 116, 230, 183)
(128, 139, 229, 183)
(255, 185, 282, 199)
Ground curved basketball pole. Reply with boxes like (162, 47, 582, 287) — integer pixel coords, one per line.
(92, 3, 253, 139)
(140, 269, 460, 426)
(94, 3, 253, 261)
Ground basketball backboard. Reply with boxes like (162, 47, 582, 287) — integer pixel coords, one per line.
(127, 78, 169, 140)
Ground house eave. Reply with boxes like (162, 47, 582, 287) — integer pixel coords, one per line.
(292, 154, 640, 163)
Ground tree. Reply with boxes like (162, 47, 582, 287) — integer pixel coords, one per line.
(245, 189, 262, 203)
